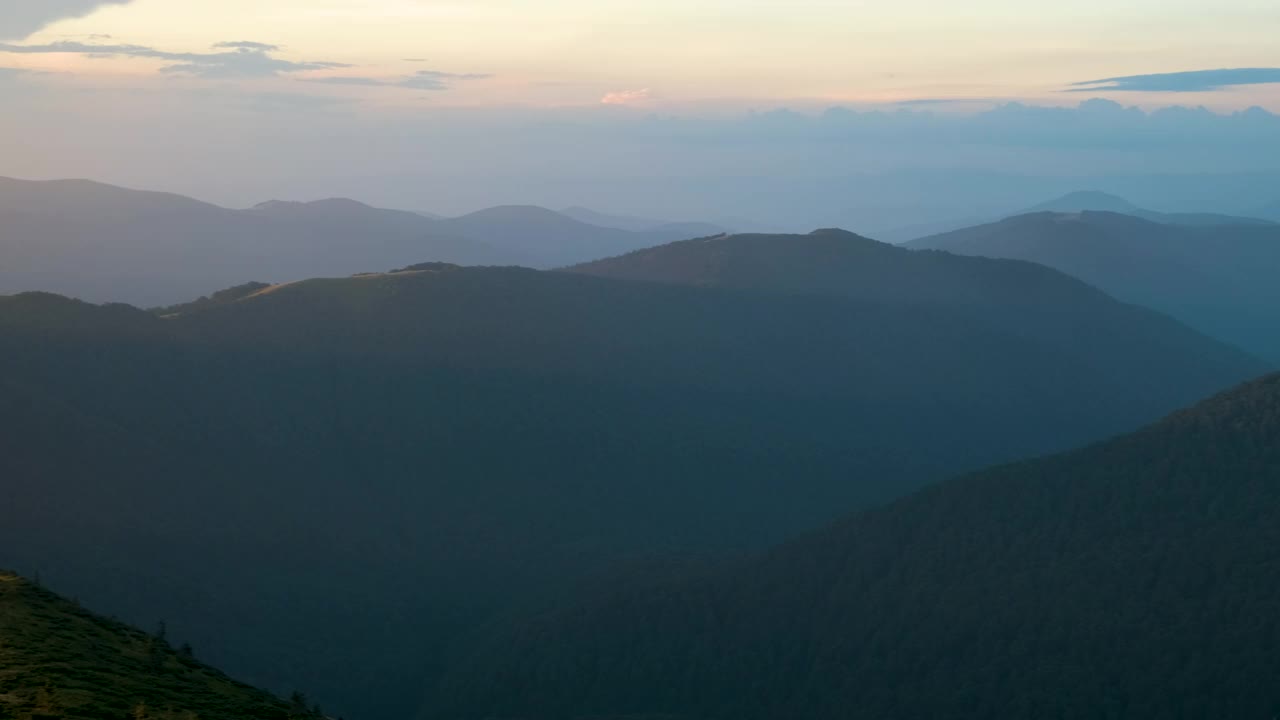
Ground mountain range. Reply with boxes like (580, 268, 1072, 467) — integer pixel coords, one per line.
(872, 190, 1275, 242)
(1024, 190, 1276, 227)
(429, 372, 1280, 720)
(0, 230, 1263, 719)
(0, 571, 323, 720)
(909, 210, 1280, 361)
(0, 177, 718, 307)
(560, 206, 729, 237)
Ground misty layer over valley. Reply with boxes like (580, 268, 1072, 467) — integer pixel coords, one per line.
(3, 1, 1280, 718)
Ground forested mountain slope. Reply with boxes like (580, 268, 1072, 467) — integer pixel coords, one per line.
(430, 373, 1280, 720)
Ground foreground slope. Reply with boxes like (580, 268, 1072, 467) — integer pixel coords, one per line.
(0, 255, 1263, 719)
(909, 211, 1280, 361)
(0, 572, 320, 720)
(431, 373, 1280, 720)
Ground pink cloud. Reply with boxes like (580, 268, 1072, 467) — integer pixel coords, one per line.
(601, 88, 652, 106)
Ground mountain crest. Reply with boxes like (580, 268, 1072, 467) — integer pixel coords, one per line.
(1028, 190, 1139, 214)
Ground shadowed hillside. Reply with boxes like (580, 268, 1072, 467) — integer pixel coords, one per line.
(908, 211, 1280, 361)
(429, 373, 1280, 720)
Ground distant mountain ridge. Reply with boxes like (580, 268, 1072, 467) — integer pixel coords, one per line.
(561, 206, 729, 237)
(427, 372, 1280, 720)
(1025, 190, 1276, 227)
(0, 177, 719, 306)
(908, 210, 1280, 361)
(873, 190, 1275, 242)
(429, 204, 698, 267)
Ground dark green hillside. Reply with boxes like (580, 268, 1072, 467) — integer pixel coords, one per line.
(0, 251, 1264, 720)
(153, 282, 272, 316)
(0, 572, 321, 720)
(430, 374, 1280, 720)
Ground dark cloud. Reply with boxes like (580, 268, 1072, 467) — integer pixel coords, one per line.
(300, 70, 493, 90)
(0, 0, 132, 40)
(0, 39, 349, 78)
(1071, 68, 1280, 92)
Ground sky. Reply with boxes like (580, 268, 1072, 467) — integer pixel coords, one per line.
(1, 0, 1278, 226)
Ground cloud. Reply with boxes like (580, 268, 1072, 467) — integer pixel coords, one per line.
(1071, 68, 1280, 93)
(0, 0, 133, 40)
(601, 88, 652, 106)
(0, 39, 349, 78)
(301, 70, 492, 90)
(303, 76, 388, 87)
(400, 70, 491, 90)
(214, 41, 281, 53)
